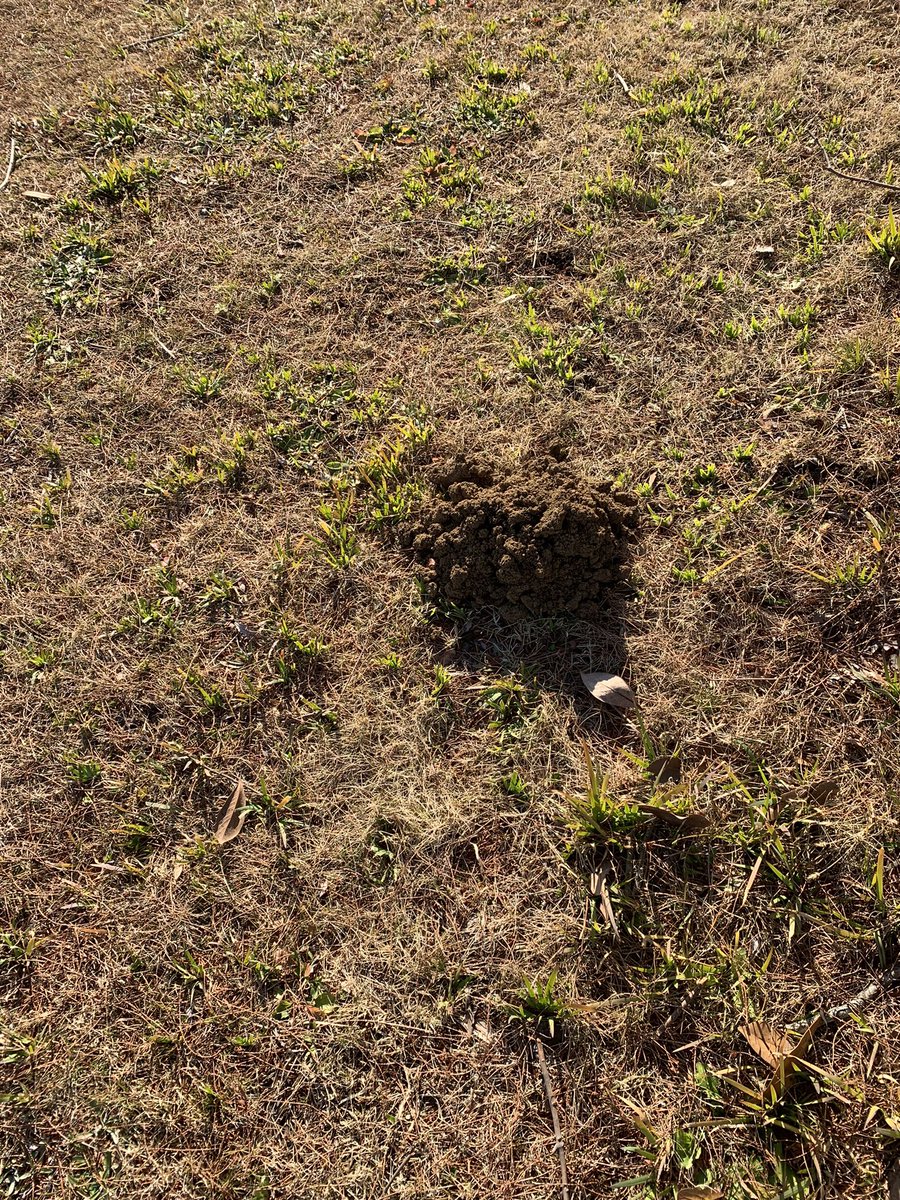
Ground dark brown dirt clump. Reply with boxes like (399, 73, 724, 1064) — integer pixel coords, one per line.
(406, 452, 637, 620)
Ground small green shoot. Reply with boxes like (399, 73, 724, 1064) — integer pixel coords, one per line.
(316, 496, 359, 569)
(509, 972, 567, 1039)
(866, 207, 900, 273)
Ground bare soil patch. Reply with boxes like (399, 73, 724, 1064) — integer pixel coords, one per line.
(407, 449, 636, 619)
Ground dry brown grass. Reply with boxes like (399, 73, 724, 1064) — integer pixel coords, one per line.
(2, 0, 900, 1196)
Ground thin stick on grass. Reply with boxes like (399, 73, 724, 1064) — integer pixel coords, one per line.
(819, 143, 900, 193)
(122, 25, 187, 53)
(535, 1039, 570, 1200)
(612, 69, 633, 98)
(0, 139, 16, 192)
(148, 328, 177, 360)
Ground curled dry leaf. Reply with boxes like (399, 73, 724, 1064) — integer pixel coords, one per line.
(648, 754, 682, 783)
(806, 779, 839, 806)
(214, 779, 248, 845)
(581, 671, 635, 711)
(767, 1015, 822, 1103)
(740, 1019, 792, 1069)
(741, 1015, 823, 1103)
(637, 804, 710, 836)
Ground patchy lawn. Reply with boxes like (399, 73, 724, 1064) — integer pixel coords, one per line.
(1, 0, 899, 1196)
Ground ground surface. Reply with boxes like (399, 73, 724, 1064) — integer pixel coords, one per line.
(406, 449, 637, 617)
(1, 0, 899, 1197)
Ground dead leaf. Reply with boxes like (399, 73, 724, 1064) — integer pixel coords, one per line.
(767, 1015, 822, 1103)
(740, 1020, 792, 1069)
(806, 779, 839, 806)
(589, 870, 619, 938)
(680, 813, 712, 834)
(214, 780, 248, 844)
(677, 1189, 724, 1200)
(637, 804, 710, 835)
(581, 671, 635, 711)
(648, 754, 681, 783)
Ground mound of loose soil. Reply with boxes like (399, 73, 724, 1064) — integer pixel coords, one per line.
(405, 452, 637, 619)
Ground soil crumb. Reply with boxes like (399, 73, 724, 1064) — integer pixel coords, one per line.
(406, 451, 637, 620)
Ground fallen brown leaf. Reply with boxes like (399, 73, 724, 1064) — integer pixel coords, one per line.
(214, 780, 248, 845)
(637, 804, 710, 835)
(767, 1015, 823, 1102)
(648, 754, 682, 783)
(806, 779, 839, 805)
(740, 1020, 792, 1069)
(581, 671, 635, 710)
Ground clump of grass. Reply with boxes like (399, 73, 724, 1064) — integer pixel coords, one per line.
(198, 571, 239, 609)
(425, 246, 487, 288)
(358, 415, 431, 525)
(455, 81, 534, 130)
(177, 368, 225, 401)
(479, 678, 538, 747)
(26, 319, 72, 366)
(270, 617, 328, 685)
(569, 745, 643, 841)
(827, 557, 877, 592)
(866, 207, 900, 273)
(209, 429, 254, 489)
(582, 168, 663, 214)
(877, 362, 900, 401)
(66, 758, 101, 788)
(82, 157, 164, 203)
(315, 495, 359, 568)
(87, 94, 141, 149)
(509, 972, 568, 1040)
(41, 226, 112, 311)
(833, 336, 870, 374)
(508, 303, 585, 386)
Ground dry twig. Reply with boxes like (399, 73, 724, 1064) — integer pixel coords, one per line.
(0, 138, 16, 192)
(535, 1039, 570, 1200)
(122, 25, 187, 52)
(819, 143, 900, 193)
